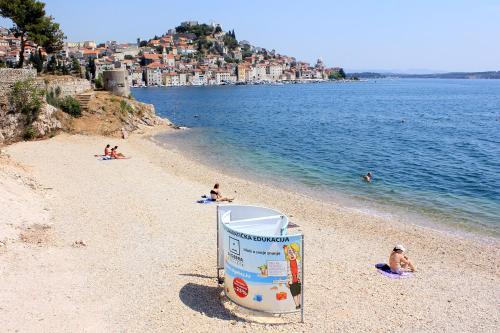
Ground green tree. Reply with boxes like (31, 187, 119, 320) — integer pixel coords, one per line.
(155, 45, 164, 54)
(61, 61, 69, 75)
(46, 55, 57, 73)
(95, 73, 103, 89)
(29, 50, 43, 72)
(338, 68, 346, 79)
(328, 68, 346, 80)
(35, 15, 64, 54)
(86, 57, 96, 79)
(0, 0, 65, 68)
(175, 25, 187, 33)
(223, 33, 238, 50)
(71, 57, 81, 75)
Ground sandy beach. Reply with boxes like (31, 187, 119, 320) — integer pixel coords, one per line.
(0, 129, 498, 332)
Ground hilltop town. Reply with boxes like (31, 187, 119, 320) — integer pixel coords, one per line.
(0, 21, 346, 87)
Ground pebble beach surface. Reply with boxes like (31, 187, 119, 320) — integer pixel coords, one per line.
(1, 128, 498, 332)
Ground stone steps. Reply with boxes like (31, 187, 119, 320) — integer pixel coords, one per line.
(75, 93, 93, 111)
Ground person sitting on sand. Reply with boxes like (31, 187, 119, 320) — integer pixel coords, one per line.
(210, 183, 234, 202)
(104, 144, 111, 156)
(113, 146, 126, 158)
(110, 147, 127, 159)
(362, 172, 372, 182)
(389, 244, 416, 274)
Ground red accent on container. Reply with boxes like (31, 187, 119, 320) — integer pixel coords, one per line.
(276, 292, 288, 301)
(233, 278, 249, 298)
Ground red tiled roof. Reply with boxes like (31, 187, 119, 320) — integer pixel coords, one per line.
(143, 53, 161, 60)
(146, 62, 163, 69)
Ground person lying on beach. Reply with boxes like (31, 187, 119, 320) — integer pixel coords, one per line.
(362, 172, 372, 182)
(389, 244, 416, 274)
(210, 183, 234, 202)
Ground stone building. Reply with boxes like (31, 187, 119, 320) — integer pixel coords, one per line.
(102, 69, 130, 97)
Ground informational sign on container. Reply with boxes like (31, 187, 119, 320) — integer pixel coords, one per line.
(222, 222, 304, 313)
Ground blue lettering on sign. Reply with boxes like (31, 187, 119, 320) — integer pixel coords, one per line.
(225, 262, 287, 283)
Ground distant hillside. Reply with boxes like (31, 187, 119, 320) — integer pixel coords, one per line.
(394, 71, 500, 79)
(347, 72, 386, 79)
(348, 71, 500, 79)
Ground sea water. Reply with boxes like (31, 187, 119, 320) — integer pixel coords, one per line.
(132, 79, 500, 236)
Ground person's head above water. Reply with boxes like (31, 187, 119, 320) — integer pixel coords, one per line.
(367, 172, 372, 177)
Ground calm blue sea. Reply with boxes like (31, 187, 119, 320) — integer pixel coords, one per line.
(132, 80, 500, 236)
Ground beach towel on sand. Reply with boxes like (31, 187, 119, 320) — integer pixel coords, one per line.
(375, 263, 412, 279)
(95, 155, 131, 161)
(197, 195, 216, 204)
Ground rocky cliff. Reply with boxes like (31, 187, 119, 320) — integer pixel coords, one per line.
(68, 91, 170, 137)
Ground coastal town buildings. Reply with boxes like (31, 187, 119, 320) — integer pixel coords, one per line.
(0, 22, 344, 87)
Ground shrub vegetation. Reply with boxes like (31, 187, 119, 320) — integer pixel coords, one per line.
(9, 78, 44, 124)
(23, 126, 38, 140)
(59, 96, 81, 117)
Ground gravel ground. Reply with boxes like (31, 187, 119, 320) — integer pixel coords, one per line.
(0, 130, 498, 332)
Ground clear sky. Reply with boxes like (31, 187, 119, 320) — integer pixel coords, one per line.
(1, 0, 499, 72)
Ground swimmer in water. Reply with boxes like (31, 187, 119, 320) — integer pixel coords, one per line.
(362, 172, 372, 183)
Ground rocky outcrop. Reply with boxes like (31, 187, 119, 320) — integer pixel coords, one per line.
(0, 104, 24, 143)
(31, 104, 67, 137)
(0, 102, 67, 144)
(120, 99, 170, 131)
(69, 91, 171, 137)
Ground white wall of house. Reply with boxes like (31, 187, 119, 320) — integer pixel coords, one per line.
(145, 68, 162, 86)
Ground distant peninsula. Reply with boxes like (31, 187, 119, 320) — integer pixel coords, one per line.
(348, 71, 500, 79)
(1, 20, 349, 87)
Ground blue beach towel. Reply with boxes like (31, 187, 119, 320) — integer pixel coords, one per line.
(197, 195, 216, 204)
(375, 263, 412, 279)
(197, 198, 216, 204)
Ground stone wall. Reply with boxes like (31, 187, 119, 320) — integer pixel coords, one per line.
(0, 69, 91, 104)
(0, 69, 37, 106)
(39, 77, 92, 98)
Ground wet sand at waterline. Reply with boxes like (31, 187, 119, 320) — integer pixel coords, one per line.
(1, 128, 498, 332)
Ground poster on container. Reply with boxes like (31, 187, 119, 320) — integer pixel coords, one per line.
(222, 223, 303, 313)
